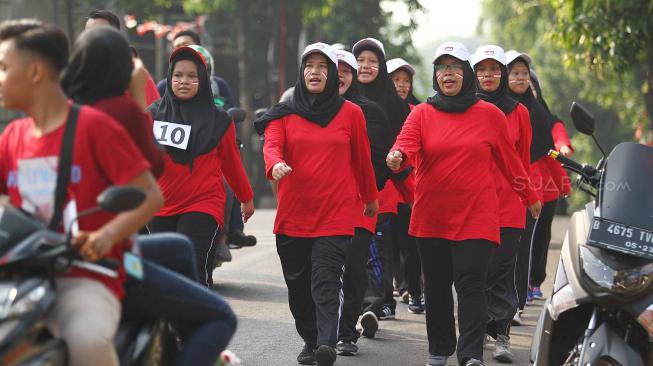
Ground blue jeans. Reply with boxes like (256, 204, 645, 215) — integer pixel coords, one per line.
(137, 233, 198, 281)
(124, 235, 237, 366)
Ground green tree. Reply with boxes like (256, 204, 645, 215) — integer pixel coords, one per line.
(479, 0, 647, 211)
(549, 0, 653, 131)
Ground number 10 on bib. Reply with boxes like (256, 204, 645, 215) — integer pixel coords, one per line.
(154, 120, 192, 150)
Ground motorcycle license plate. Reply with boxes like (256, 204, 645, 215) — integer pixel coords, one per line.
(588, 217, 653, 260)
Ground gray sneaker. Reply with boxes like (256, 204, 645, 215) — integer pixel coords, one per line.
(493, 335, 514, 363)
(426, 354, 448, 366)
(465, 359, 484, 366)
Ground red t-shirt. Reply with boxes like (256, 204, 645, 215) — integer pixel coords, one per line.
(144, 72, 161, 107)
(493, 103, 532, 229)
(392, 101, 539, 244)
(156, 123, 253, 227)
(93, 94, 164, 178)
(263, 101, 378, 237)
(0, 104, 150, 299)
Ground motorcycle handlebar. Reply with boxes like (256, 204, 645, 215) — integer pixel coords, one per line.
(548, 150, 585, 172)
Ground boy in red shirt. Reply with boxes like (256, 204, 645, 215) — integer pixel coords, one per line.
(0, 20, 163, 366)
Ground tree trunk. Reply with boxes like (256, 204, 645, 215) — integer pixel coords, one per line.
(236, 3, 253, 168)
(645, 47, 653, 133)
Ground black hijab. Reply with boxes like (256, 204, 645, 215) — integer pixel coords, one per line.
(407, 91, 421, 106)
(507, 59, 556, 162)
(428, 58, 479, 113)
(354, 46, 410, 138)
(254, 52, 344, 135)
(62, 26, 132, 104)
(147, 47, 231, 167)
(342, 64, 394, 190)
(473, 60, 518, 115)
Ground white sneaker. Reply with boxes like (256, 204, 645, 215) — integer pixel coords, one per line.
(511, 312, 523, 326)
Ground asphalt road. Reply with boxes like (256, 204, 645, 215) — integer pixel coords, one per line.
(214, 209, 568, 366)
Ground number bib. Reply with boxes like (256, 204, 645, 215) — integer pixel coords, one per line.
(154, 121, 191, 150)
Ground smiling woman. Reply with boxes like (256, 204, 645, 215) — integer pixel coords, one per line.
(386, 41, 541, 366)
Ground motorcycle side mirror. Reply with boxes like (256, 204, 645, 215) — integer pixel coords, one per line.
(570, 102, 595, 136)
(96, 186, 146, 213)
(66, 186, 146, 243)
(255, 108, 268, 119)
(227, 108, 246, 123)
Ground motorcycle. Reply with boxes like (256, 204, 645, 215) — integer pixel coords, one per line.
(530, 102, 653, 365)
(0, 186, 179, 365)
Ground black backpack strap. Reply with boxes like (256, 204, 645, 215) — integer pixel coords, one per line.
(48, 104, 80, 230)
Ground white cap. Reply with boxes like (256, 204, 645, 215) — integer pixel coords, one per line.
(335, 49, 358, 71)
(387, 58, 416, 76)
(505, 50, 533, 66)
(432, 41, 470, 64)
(471, 45, 507, 67)
(352, 37, 385, 57)
(302, 42, 338, 66)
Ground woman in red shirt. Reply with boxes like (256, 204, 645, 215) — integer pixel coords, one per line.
(334, 49, 415, 355)
(254, 43, 378, 366)
(505, 51, 574, 315)
(471, 44, 532, 363)
(386, 41, 541, 366)
(147, 46, 254, 288)
(387, 57, 424, 313)
(353, 37, 411, 323)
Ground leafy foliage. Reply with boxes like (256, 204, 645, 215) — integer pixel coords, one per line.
(479, 0, 651, 211)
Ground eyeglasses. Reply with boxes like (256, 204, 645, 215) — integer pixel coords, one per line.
(434, 63, 463, 74)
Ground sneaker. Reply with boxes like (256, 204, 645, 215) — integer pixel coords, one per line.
(483, 334, 492, 349)
(360, 311, 378, 338)
(526, 287, 534, 304)
(408, 295, 425, 314)
(493, 335, 514, 363)
(378, 305, 396, 320)
(215, 242, 233, 263)
(228, 231, 257, 247)
(400, 290, 410, 304)
(531, 286, 544, 299)
(426, 354, 448, 366)
(297, 343, 316, 365)
(465, 358, 484, 366)
(336, 340, 358, 356)
(393, 288, 400, 297)
(217, 350, 242, 365)
(511, 312, 523, 326)
(315, 345, 336, 366)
